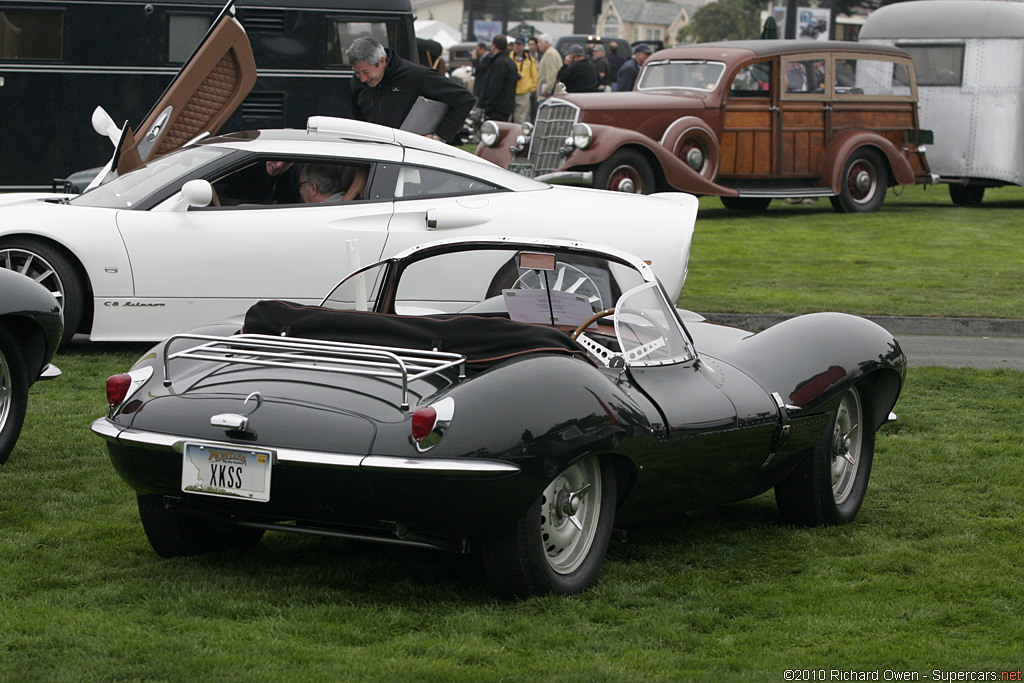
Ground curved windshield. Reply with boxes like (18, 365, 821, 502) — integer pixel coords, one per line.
(638, 60, 725, 92)
(321, 245, 651, 319)
(71, 146, 233, 209)
(614, 282, 694, 366)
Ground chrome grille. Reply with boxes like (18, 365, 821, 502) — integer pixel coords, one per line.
(528, 101, 580, 174)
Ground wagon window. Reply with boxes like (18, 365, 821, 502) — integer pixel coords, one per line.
(0, 10, 62, 60)
(731, 61, 771, 96)
(898, 44, 964, 86)
(835, 57, 912, 97)
(784, 59, 826, 94)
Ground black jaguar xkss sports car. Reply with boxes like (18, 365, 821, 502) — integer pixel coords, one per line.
(92, 237, 905, 596)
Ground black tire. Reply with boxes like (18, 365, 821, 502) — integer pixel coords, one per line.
(720, 197, 772, 212)
(137, 493, 265, 557)
(0, 327, 29, 466)
(829, 148, 888, 214)
(0, 240, 85, 348)
(593, 150, 655, 194)
(774, 386, 874, 526)
(949, 184, 985, 206)
(481, 455, 616, 597)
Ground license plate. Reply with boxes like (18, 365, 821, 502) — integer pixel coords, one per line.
(508, 162, 535, 178)
(182, 443, 273, 502)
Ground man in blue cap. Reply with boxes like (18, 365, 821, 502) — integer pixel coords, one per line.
(615, 43, 653, 92)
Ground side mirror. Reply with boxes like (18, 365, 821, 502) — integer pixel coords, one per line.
(181, 179, 213, 208)
(91, 107, 122, 146)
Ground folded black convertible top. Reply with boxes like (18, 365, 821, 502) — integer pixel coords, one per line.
(243, 300, 587, 371)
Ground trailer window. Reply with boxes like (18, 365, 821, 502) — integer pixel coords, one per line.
(326, 20, 397, 67)
(169, 14, 212, 63)
(898, 44, 964, 86)
(0, 10, 62, 60)
(835, 57, 912, 97)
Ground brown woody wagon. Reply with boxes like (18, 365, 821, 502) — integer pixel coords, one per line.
(477, 40, 936, 213)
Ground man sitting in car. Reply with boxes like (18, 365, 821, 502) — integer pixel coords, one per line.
(300, 164, 367, 203)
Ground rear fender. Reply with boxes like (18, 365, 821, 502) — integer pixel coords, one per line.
(822, 131, 917, 189)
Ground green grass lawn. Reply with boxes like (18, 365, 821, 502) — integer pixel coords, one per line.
(1, 356, 1021, 680)
(681, 184, 1024, 319)
(3, 184, 1023, 679)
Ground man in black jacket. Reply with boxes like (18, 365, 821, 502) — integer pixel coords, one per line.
(557, 44, 599, 93)
(476, 35, 518, 122)
(347, 37, 476, 143)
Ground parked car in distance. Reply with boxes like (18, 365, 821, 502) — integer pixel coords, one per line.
(477, 40, 936, 213)
(860, 0, 1024, 205)
(92, 236, 906, 597)
(0, 268, 63, 464)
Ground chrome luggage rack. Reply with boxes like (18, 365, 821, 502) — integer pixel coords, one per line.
(162, 334, 467, 410)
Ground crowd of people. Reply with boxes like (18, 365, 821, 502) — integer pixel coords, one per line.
(463, 34, 659, 125)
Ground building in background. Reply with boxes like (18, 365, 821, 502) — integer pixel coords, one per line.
(598, 0, 691, 46)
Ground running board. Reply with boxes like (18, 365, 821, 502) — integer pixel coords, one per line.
(728, 187, 836, 198)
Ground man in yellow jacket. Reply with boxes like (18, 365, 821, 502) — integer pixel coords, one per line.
(511, 35, 538, 124)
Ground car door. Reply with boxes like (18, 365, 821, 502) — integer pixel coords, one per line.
(111, 179, 395, 338)
(376, 155, 512, 257)
(777, 53, 830, 177)
(612, 284, 780, 506)
(719, 59, 776, 178)
(115, 3, 257, 177)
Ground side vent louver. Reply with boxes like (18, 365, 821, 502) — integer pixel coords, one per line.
(241, 92, 286, 119)
(240, 9, 286, 33)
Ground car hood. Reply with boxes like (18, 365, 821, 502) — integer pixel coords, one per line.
(0, 193, 74, 208)
(558, 91, 709, 141)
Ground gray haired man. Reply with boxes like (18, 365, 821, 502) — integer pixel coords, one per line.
(347, 36, 476, 143)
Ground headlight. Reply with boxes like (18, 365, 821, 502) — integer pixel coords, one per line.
(480, 120, 500, 147)
(521, 121, 534, 136)
(572, 123, 593, 150)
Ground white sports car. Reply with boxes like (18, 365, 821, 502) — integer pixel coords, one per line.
(0, 10, 696, 346)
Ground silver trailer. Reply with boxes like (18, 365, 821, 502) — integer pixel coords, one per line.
(860, 0, 1024, 204)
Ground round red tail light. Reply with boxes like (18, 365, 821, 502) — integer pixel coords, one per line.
(411, 405, 437, 442)
(106, 373, 132, 407)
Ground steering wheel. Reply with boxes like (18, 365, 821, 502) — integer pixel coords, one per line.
(570, 308, 616, 340)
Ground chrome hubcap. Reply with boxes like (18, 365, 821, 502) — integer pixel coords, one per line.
(686, 147, 705, 171)
(831, 389, 863, 504)
(540, 458, 602, 575)
(607, 165, 640, 193)
(847, 161, 877, 202)
(0, 349, 11, 434)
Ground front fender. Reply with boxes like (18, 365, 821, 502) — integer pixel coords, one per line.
(475, 122, 521, 169)
(822, 131, 917, 189)
(704, 313, 906, 430)
(560, 124, 736, 196)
